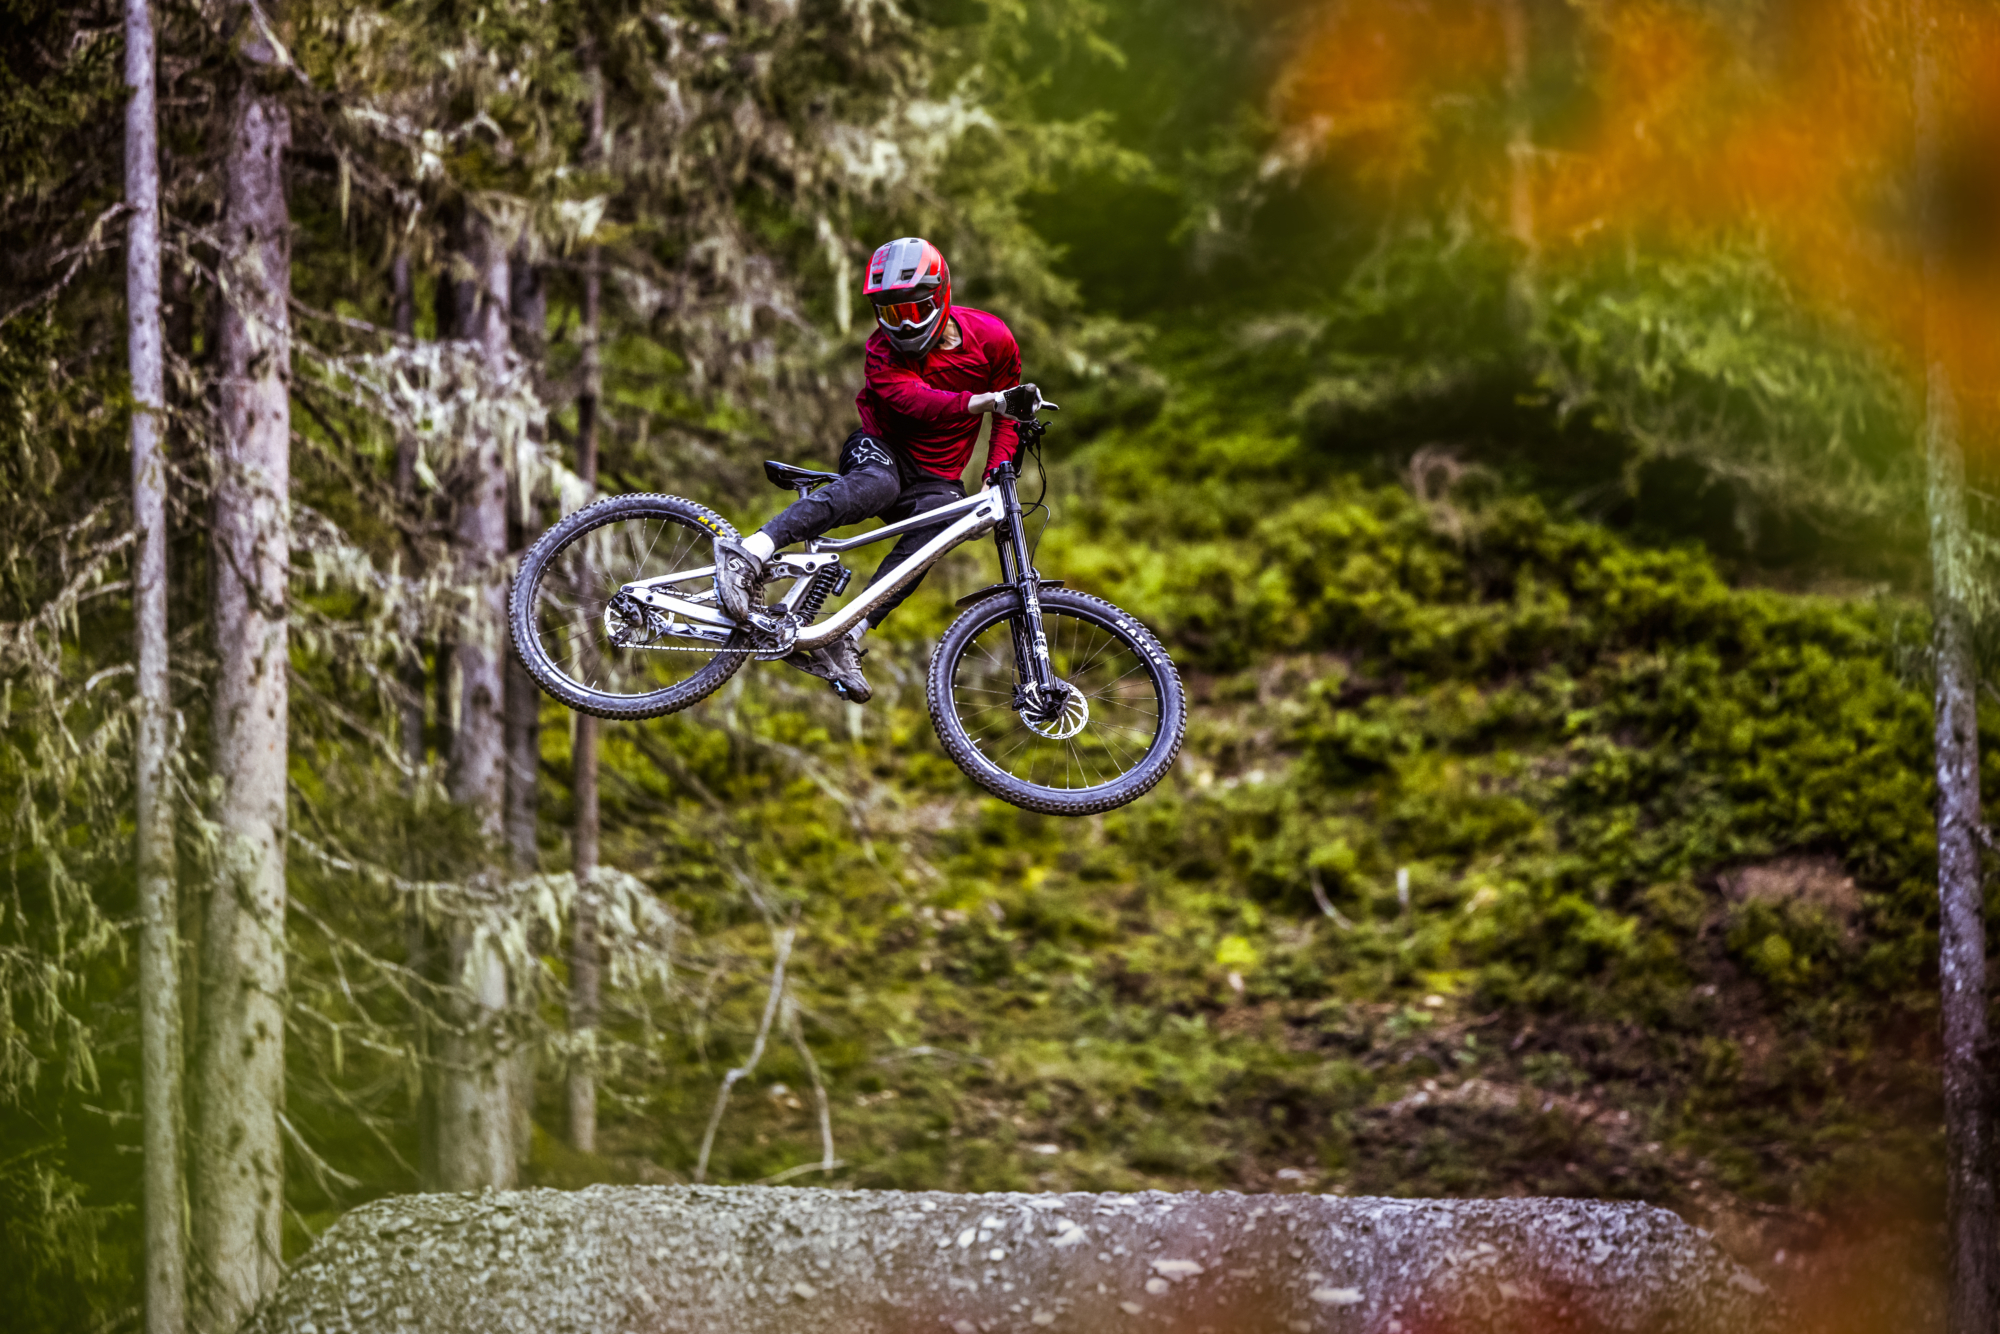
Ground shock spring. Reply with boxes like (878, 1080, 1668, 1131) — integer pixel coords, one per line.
(795, 563, 851, 622)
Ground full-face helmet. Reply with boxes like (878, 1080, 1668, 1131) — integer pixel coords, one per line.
(864, 236, 952, 355)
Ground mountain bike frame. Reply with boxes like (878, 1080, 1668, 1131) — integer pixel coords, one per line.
(615, 427, 1066, 708)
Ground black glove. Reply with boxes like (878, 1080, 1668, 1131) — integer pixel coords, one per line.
(1001, 384, 1042, 420)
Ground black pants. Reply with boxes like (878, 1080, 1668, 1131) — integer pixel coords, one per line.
(759, 431, 966, 628)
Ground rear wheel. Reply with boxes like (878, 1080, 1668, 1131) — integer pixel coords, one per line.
(510, 493, 749, 720)
(928, 588, 1186, 815)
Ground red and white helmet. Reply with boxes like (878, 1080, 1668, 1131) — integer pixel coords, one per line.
(864, 236, 952, 355)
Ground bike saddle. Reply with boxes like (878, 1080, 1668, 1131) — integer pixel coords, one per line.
(764, 460, 839, 491)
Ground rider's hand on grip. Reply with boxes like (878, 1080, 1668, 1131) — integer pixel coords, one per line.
(1001, 383, 1058, 420)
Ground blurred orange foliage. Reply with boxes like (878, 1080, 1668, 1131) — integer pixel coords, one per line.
(1278, 0, 2000, 433)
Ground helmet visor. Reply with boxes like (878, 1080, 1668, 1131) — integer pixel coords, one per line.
(874, 295, 940, 329)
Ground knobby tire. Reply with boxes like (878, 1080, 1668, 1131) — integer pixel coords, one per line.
(928, 588, 1186, 816)
(510, 493, 749, 720)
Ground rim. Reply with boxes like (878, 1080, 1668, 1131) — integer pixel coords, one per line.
(526, 511, 736, 701)
(949, 604, 1168, 793)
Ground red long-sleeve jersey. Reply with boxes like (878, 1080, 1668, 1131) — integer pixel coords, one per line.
(855, 306, 1020, 482)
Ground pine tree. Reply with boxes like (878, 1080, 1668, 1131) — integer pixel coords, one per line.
(193, 20, 292, 1328)
(1913, 5, 1993, 1327)
(567, 32, 605, 1158)
(123, 0, 183, 1328)
(437, 202, 519, 1191)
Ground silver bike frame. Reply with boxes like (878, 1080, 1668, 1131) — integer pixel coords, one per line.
(620, 488, 1004, 649)
(791, 490, 1003, 646)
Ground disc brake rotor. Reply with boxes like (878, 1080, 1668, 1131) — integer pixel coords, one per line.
(1021, 683, 1089, 740)
(603, 591, 661, 647)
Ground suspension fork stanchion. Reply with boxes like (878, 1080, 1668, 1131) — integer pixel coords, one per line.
(994, 463, 1060, 701)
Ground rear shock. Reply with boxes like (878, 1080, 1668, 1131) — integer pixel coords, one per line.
(794, 562, 852, 623)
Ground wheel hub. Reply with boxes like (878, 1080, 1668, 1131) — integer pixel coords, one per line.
(1021, 682, 1089, 740)
(605, 591, 667, 647)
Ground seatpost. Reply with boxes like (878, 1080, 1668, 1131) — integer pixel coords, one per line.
(793, 480, 819, 552)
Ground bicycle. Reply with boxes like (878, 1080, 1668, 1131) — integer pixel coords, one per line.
(509, 387, 1186, 816)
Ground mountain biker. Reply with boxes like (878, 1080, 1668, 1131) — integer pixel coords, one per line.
(712, 236, 1029, 703)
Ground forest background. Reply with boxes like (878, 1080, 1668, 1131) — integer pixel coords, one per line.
(4, 0, 1999, 1330)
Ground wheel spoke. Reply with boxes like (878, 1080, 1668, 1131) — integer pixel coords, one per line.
(946, 603, 1171, 794)
(522, 505, 739, 706)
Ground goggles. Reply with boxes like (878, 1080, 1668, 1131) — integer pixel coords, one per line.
(873, 295, 939, 328)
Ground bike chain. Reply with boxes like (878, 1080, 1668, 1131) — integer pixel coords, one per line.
(611, 588, 785, 656)
(617, 622, 796, 657)
(624, 642, 758, 654)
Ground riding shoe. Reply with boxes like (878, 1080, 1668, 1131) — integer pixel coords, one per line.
(783, 630, 872, 703)
(712, 536, 768, 625)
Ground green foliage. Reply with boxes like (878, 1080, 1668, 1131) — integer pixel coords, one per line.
(0, 0, 1982, 1324)
(473, 436, 1950, 1225)
(0, 0, 120, 198)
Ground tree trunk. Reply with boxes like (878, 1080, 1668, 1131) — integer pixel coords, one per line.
(502, 241, 548, 1167)
(1500, 0, 1537, 334)
(392, 250, 426, 778)
(449, 206, 510, 841)
(437, 205, 517, 1192)
(1926, 360, 1993, 1334)
(569, 48, 606, 1156)
(125, 3, 184, 1330)
(391, 249, 443, 1188)
(194, 74, 291, 1334)
(1916, 5, 1994, 1328)
(247, 1187, 1778, 1334)
(503, 246, 545, 872)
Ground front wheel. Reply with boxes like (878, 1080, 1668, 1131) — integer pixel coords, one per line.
(928, 588, 1186, 816)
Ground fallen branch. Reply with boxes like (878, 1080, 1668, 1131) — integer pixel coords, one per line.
(1310, 866, 1355, 930)
(693, 925, 796, 1183)
(785, 993, 835, 1172)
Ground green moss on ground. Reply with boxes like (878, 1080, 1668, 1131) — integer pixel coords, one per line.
(520, 436, 1963, 1258)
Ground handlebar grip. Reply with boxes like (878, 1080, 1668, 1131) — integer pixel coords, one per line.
(1002, 384, 1041, 420)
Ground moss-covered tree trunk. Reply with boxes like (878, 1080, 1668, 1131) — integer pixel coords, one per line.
(1916, 5, 1993, 1328)
(438, 204, 517, 1191)
(391, 250, 426, 776)
(568, 46, 606, 1156)
(390, 247, 445, 1188)
(502, 237, 547, 1168)
(124, 1, 183, 1329)
(195, 57, 291, 1334)
(503, 243, 545, 876)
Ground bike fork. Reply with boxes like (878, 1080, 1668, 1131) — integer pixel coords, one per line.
(992, 469, 1061, 709)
